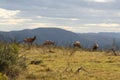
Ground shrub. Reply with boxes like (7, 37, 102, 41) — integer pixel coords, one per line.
(0, 42, 27, 80)
(0, 43, 18, 72)
(0, 73, 8, 80)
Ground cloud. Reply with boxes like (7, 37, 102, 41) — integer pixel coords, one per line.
(0, 0, 119, 33)
(0, 8, 31, 25)
(87, 0, 115, 3)
(29, 23, 76, 32)
(116, 12, 120, 17)
(37, 16, 79, 21)
(29, 22, 120, 33)
(0, 8, 20, 18)
(0, 18, 32, 25)
(84, 23, 120, 27)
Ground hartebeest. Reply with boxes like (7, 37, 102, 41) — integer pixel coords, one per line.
(24, 36, 36, 45)
(92, 43, 99, 51)
(43, 40, 55, 46)
(73, 41, 81, 48)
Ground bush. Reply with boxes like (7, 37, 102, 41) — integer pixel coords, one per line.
(5, 65, 21, 80)
(0, 73, 8, 80)
(0, 43, 19, 72)
(0, 42, 26, 80)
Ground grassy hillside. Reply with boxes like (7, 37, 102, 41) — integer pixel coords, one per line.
(17, 45, 120, 80)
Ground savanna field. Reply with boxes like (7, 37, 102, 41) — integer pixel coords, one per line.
(1, 43, 120, 80)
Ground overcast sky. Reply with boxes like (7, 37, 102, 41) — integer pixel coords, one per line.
(0, 0, 120, 33)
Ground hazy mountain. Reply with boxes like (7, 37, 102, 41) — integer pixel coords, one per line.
(78, 33, 120, 50)
(0, 28, 120, 50)
(0, 28, 90, 47)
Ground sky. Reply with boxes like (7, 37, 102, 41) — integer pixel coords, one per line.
(0, 0, 120, 33)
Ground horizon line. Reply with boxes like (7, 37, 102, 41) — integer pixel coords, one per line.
(0, 27, 120, 33)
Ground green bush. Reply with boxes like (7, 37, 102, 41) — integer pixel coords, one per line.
(0, 43, 19, 72)
(0, 73, 8, 80)
(0, 42, 27, 80)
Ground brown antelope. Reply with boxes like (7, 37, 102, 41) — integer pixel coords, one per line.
(43, 40, 55, 46)
(73, 41, 81, 48)
(92, 43, 99, 51)
(24, 36, 36, 45)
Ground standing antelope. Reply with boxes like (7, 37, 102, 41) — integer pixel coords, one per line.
(24, 36, 36, 45)
(92, 43, 99, 51)
(73, 41, 81, 48)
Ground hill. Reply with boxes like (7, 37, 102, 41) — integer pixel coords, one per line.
(0, 28, 89, 47)
(0, 28, 120, 49)
(78, 33, 120, 50)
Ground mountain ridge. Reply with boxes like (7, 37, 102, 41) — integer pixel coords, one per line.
(0, 28, 120, 49)
(0, 28, 89, 47)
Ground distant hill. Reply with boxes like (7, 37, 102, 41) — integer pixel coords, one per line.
(78, 33, 120, 50)
(0, 28, 89, 47)
(0, 28, 120, 50)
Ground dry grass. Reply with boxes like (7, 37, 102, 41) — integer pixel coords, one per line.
(18, 45, 120, 80)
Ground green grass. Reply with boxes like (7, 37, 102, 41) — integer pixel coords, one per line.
(18, 46, 120, 80)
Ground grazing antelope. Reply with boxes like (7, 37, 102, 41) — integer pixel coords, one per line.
(24, 36, 36, 45)
(73, 41, 81, 48)
(92, 43, 99, 51)
(43, 40, 55, 46)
